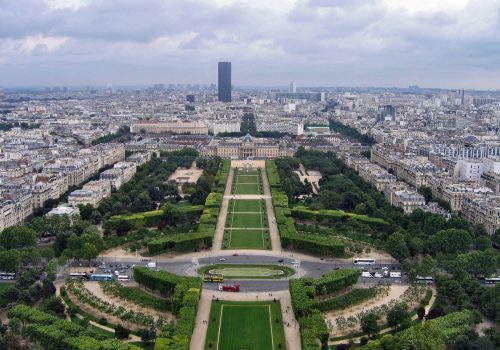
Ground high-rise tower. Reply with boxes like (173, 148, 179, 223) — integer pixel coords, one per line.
(218, 62, 231, 102)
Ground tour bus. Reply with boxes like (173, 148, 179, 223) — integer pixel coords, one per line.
(483, 277, 500, 284)
(69, 272, 89, 280)
(203, 273, 224, 283)
(90, 273, 113, 281)
(416, 276, 434, 284)
(353, 258, 376, 265)
(0, 272, 16, 280)
(117, 275, 131, 281)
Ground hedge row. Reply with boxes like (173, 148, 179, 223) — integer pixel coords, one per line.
(265, 159, 281, 188)
(291, 206, 390, 231)
(318, 287, 377, 312)
(215, 160, 231, 191)
(8, 304, 141, 350)
(133, 268, 201, 350)
(147, 195, 222, 254)
(272, 186, 346, 257)
(105, 205, 204, 230)
(289, 279, 327, 350)
(314, 268, 359, 296)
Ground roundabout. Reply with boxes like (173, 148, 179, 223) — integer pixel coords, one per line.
(198, 264, 295, 279)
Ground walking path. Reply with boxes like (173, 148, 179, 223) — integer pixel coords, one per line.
(212, 167, 235, 253)
(260, 166, 282, 252)
(190, 289, 301, 350)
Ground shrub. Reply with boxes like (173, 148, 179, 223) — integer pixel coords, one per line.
(115, 324, 130, 339)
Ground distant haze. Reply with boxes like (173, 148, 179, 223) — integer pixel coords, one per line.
(1, 0, 500, 89)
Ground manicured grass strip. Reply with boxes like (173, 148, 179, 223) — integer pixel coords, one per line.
(198, 264, 295, 279)
(205, 301, 286, 350)
(230, 199, 265, 213)
(233, 183, 261, 195)
(228, 213, 267, 228)
(318, 288, 377, 312)
(223, 229, 271, 249)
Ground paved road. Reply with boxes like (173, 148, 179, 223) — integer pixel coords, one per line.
(72, 254, 403, 291)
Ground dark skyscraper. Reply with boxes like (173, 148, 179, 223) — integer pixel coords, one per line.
(218, 62, 231, 102)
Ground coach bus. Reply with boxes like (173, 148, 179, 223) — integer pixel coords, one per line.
(416, 276, 434, 284)
(0, 272, 16, 280)
(69, 272, 89, 280)
(90, 273, 113, 281)
(353, 258, 376, 265)
(203, 273, 224, 283)
(483, 277, 500, 284)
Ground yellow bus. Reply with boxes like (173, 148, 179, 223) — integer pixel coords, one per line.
(203, 273, 224, 282)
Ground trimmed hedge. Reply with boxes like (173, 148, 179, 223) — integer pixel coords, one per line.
(105, 205, 204, 230)
(318, 288, 377, 312)
(133, 268, 201, 350)
(271, 184, 346, 256)
(147, 194, 222, 255)
(290, 269, 359, 349)
(291, 206, 390, 231)
(265, 159, 281, 188)
(314, 268, 359, 296)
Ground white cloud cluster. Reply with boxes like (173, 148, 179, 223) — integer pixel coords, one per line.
(0, 0, 499, 88)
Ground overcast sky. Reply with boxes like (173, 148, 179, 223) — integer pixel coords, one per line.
(1, 0, 500, 89)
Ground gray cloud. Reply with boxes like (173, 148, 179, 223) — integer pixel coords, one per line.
(0, 0, 500, 88)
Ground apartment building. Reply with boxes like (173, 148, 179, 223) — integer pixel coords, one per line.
(461, 191, 500, 234)
(100, 162, 136, 189)
(0, 191, 34, 231)
(68, 180, 111, 207)
(130, 120, 209, 135)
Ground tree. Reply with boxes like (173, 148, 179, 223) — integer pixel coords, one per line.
(417, 306, 426, 320)
(139, 327, 156, 342)
(89, 210, 102, 224)
(115, 324, 130, 339)
(0, 250, 20, 273)
(80, 243, 98, 267)
(386, 231, 410, 261)
(0, 333, 30, 350)
(115, 220, 132, 236)
(78, 204, 94, 220)
(418, 186, 433, 203)
(40, 296, 65, 318)
(492, 228, 500, 247)
(387, 303, 410, 331)
(0, 226, 36, 250)
(361, 312, 379, 338)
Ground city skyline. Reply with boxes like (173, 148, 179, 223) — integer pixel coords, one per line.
(1, 0, 500, 89)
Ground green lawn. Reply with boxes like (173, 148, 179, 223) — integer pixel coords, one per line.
(205, 301, 286, 350)
(223, 229, 271, 249)
(232, 182, 262, 195)
(231, 169, 262, 195)
(227, 213, 266, 228)
(230, 199, 264, 213)
(198, 264, 295, 279)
